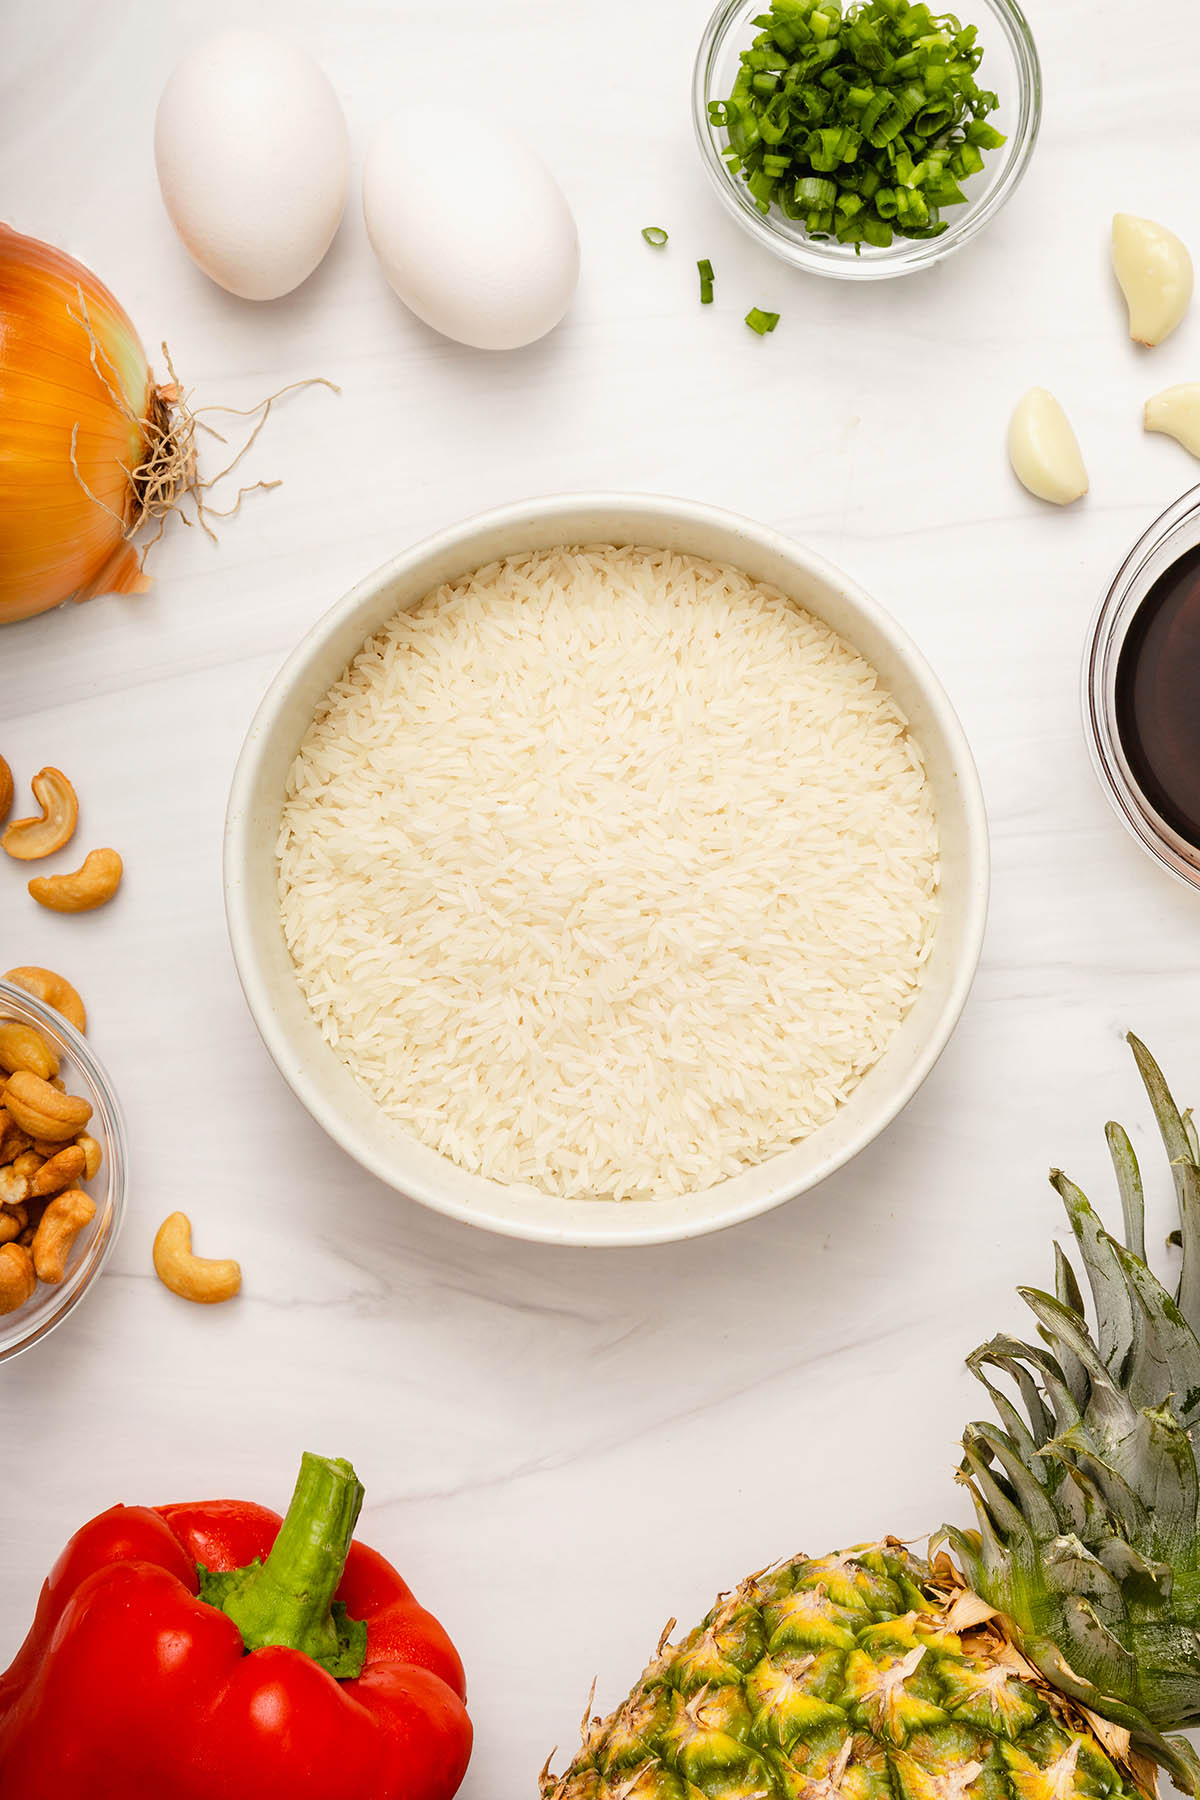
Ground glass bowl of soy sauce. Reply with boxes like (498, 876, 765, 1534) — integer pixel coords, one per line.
(1085, 483, 1200, 892)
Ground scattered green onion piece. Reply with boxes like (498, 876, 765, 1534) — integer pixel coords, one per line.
(641, 226, 669, 247)
(698, 258, 715, 304)
(713, 0, 1006, 247)
(745, 307, 781, 334)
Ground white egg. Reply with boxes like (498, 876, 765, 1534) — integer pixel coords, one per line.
(363, 108, 580, 350)
(155, 31, 349, 302)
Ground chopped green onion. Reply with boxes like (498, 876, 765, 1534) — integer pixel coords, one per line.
(641, 226, 669, 247)
(795, 175, 838, 209)
(966, 119, 1006, 149)
(698, 258, 715, 304)
(712, 0, 1006, 248)
(745, 307, 781, 334)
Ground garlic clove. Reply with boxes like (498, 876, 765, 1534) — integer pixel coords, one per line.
(1145, 384, 1200, 459)
(1112, 214, 1194, 347)
(1008, 388, 1089, 506)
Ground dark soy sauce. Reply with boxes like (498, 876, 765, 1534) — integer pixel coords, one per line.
(1115, 542, 1200, 849)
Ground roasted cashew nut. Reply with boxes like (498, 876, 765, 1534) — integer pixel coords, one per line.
(0, 1165, 30, 1208)
(32, 1189, 96, 1284)
(153, 1212, 242, 1305)
(0, 1022, 58, 1082)
(28, 848, 122, 915)
(0, 756, 12, 826)
(0, 1210, 25, 1247)
(2, 768, 78, 862)
(0, 1119, 32, 1162)
(0, 1245, 36, 1315)
(4, 968, 87, 1034)
(3, 1071, 92, 1142)
(75, 1133, 102, 1180)
(31, 1144, 86, 1198)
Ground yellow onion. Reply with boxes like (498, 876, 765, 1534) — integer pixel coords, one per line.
(0, 225, 185, 624)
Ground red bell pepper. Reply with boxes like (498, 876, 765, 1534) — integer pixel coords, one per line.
(0, 1452, 472, 1800)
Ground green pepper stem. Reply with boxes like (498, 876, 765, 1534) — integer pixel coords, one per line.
(218, 1452, 366, 1673)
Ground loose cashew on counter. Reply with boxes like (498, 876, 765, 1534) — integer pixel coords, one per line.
(153, 1212, 242, 1305)
(4, 967, 87, 1034)
(0, 756, 12, 826)
(28, 848, 122, 915)
(2, 767, 78, 862)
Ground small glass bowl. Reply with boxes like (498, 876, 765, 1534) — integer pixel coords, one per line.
(0, 979, 126, 1362)
(693, 0, 1042, 280)
(1084, 484, 1200, 896)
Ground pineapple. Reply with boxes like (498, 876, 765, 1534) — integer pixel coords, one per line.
(542, 1038, 1200, 1800)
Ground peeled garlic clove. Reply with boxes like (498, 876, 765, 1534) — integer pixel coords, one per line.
(1008, 388, 1089, 506)
(1112, 214, 1194, 347)
(1145, 384, 1200, 458)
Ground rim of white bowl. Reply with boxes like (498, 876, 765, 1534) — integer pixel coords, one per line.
(224, 492, 990, 1247)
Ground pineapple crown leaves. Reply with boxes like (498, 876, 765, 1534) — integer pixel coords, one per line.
(945, 1036, 1200, 1796)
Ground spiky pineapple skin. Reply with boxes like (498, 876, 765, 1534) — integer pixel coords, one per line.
(951, 1037, 1200, 1798)
(543, 1543, 1140, 1800)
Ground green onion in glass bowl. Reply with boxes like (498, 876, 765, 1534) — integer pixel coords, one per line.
(693, 0, 1041, 279)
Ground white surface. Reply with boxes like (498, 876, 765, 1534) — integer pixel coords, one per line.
(226, 492, 987, 1245)
(3, 0, 1200, 1789)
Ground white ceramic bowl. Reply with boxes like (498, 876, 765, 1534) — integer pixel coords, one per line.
(225, 494, 988, 1247)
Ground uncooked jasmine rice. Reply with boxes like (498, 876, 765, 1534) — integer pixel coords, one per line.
(277, 546, 939, 1200)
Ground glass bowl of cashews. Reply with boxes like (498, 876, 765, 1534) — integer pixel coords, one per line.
(0, 972, 126, 1362)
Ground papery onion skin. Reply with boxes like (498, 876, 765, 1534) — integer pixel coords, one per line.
(0, 225, 159, 624)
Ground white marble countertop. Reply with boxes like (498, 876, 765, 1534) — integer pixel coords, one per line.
(4, 0, 1200, 1789)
